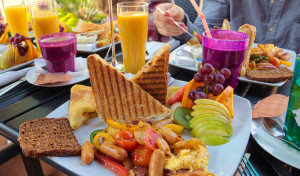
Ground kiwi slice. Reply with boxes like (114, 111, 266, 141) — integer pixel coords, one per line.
(173, 106, 193, 129)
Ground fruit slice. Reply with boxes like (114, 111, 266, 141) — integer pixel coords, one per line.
(192, 30, 203, 44)
(167, 85, 186, 106)
(199, 135, 230, 146)
(189, 114, 230, 128)
(1, 45, 16, 69)
(173, 106, 193, 129)
(182, 79, 204, 109)
(192, 104, 231, 121)
(0, 27, 9, 44)
(216, 86, 234, 118)
(190, 110, 226, 124)
(25, 40, 34, 61)
(15, 45, 27, 65)
(191, 120, 233, 138)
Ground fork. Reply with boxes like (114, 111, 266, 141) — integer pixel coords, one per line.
(0, 77, 26, 96)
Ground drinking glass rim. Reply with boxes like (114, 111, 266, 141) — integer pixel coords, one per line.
(202, 29, 250, 42)
(117, 2, 148, 8)
(38, 32, 75, 45)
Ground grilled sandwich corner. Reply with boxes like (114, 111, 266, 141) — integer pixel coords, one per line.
(87, 54, 171, 123)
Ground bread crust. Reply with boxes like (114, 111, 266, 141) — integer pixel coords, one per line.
(245, 67, 293, 82)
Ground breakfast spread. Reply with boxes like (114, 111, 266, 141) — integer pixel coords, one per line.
(18, 117, 81, 158)
(68, 84, 97, 129)
(132, 44, 170, 105)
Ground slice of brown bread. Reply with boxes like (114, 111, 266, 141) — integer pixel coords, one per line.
(87, 54, 171, 123)
(18, 117, 81, 158)
(238, 24, 256, 77)
(131, 44, 170, 105)
(245, 67, 293, 83)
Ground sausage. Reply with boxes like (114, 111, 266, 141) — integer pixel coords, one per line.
(256, 63, 273, 67)
(158, 130, 177, 145)
(152, 119, 173, 128)
(81, 141, 94, 165)
(280, 53, 291, 61)
(149, 149, 165, 176)
(99, 141, 128, 161)
(275, 49, 284, 58)
(248, 61, 256, 68)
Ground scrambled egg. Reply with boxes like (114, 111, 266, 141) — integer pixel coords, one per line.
(164, 138, 209, 171)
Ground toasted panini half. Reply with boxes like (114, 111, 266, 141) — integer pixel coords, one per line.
(238, 24, 256, 76)
(87, 54, 171, 123)
(222, 19, 230, 30)
(131, 44, 170, 105)
(245, 67, 293, 83)
(73, 19, 103, 34)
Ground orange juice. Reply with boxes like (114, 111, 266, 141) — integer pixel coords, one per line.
(118, 12, 148, 74)
(4, 5, 29, 37)
(31, 11, 59, 50)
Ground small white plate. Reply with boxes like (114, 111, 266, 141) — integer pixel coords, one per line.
(169, 44, 297, 87)
(45, 79, 252, 176)
(252, 115, 300, 169)
(77, 41, 121, 54)
(25, 58, 89, 87)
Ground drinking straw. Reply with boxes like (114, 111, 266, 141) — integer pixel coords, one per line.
(189, 0, 212, 38)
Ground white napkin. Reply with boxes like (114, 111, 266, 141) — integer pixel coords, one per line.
(34, 57, 88, 77)
(0, 67, 32, 87)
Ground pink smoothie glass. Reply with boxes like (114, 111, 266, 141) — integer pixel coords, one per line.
(202, 30, 249, 89)
(38, 32, 77, 73)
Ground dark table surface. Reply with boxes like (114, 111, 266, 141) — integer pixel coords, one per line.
(0, 48, 299, 176)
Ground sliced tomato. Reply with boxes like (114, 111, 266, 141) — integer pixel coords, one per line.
(182, 79, 204, 109)
(114, 129, 137, 151)
(270, 57, 281, 68)
(143, 127, 161, 151)
(167, 84, 187, 105)
(130, 145, 153, 166)
(94, 149, 128, 176)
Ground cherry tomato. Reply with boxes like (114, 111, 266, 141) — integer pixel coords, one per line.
(114, 129, 137, 151)
(143, 127, 161, 151)
(130, 145, 153, 166)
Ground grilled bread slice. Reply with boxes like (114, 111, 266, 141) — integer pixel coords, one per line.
(222, 19, 230, 30)
(131, 44, 170, 105)
(245, 67, 293, 83)
(87, 54, 171, 123)
(238, 24, 256, 76)
(73, 19, 103, 34)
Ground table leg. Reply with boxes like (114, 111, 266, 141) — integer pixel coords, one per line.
(21, 153, 44, 176)
(270, 87, 278, 95)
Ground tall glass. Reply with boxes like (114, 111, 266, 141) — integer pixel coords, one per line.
(28, 0, 59, 51)
(2, 0, 29, 37)
(284, 54, 300, 148)
(117, 2, 148, 74)
(202, 30, 249, 89)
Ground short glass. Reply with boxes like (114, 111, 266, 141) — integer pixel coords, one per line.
(28, 0, 59, 51)
(202, 30, 249, 89)
(38, 32, 77, 73)
(117, 2, 148, 74)
(2, 0, 29, 37)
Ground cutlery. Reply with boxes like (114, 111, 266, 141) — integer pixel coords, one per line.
(263, 117, 300, 150)
(0, 77, 26, 96)
(156, 7, 202, 46)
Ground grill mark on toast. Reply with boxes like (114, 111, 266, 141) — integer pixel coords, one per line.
(99, 61, 111, 121)
(122, 73, 131, 120)
(106, 64, 118, 121)
(130, 81, 138, 118)
(114, 69, 125, 122)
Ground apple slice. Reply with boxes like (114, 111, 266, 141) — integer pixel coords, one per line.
(199, 135, 230, 146)
(191, 120, 233, 138)
(1, 46, 16, 69)
(189, 114, 230, 128)
(190, 111, 227, 124)
(192, 104, 231, 121)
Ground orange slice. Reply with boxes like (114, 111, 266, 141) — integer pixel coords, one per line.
(182, 79, 204, 109)
(216, 86, 234, 118)
(25, 40, 34, 61)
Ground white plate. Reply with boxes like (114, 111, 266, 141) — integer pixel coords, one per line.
(0, 44, 35, 74)
(25, 58, 89, 87)
(252, 115, 300, 169)
(170, 44, 297, 87)
(45, 79, 252, 176)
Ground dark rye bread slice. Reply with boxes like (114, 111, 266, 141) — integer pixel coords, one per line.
(18, 117, 81, 158)
(245, 67, 293, 83)
(87, 54, 171, 123)
(131, 44, 170, 105)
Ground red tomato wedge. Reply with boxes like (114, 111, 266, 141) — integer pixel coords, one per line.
(144, 127, 161, 151)
(94, 149, 128, 176)
(167, 84, 187, 105)
(114, 129, 137, 151)
(130, 145, 153, 166)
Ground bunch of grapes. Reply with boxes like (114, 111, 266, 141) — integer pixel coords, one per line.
(189, 63, 231, 101)
(0, 23, 6, 36)
(9, 33, 29, 56)
(59, 24, 65, 33)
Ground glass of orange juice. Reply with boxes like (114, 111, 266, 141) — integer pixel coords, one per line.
(2, 0, 29, 37)
(28, 0, 59, 50)
(117, 2, 148, 74)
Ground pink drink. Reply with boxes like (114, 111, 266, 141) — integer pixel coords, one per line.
(39, 33, 77, 73)
(202, 30, 249, 89)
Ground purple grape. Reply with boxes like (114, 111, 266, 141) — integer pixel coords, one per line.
(195, 91, 207, 100)
(15, 33, 20, 37)
(196, 86, 204, 92)
(212, 84, 224, 96)
(24, 46, 28, 52)
(215, 73, 225, 84)
(203, 74, 214, 85)
(194, 73, 204, 82)
(188, 90, 198, 101)
(207, 85, 213, 93)
(202, 63, 214, 74)
(20, 35, 26, 41)
(221, 68, 231, 78)
(14, 37, 21, 43)
(0, 23, 5, 28)
(198, 67, 205, 74)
